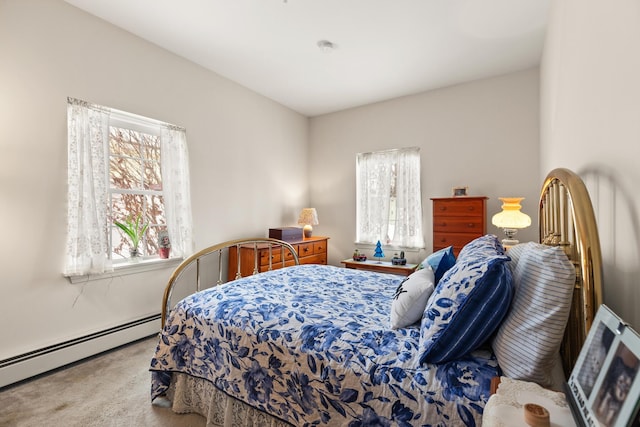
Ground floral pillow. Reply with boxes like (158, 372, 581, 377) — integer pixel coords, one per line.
(417, 246, 456, 284)
(390, 267, 435, 329)
(418, 235, 513, 364)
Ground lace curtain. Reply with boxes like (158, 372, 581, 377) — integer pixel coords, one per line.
(356, 147, 424, 249)
(160, 127, 194, 258)
(65, 99, 112, 275)
(65, 98, 194, 276)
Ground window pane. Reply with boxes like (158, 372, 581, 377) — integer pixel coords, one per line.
(109, 129, 141, 157)
(146, 226, 161, 256)
(145, 194, 165, 226)
(144, 160, 162, 190)
(110, 156, 143, 189)
(142, 134, 161, 157)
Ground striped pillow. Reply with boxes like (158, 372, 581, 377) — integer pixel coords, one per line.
(491, 242, 575, 387)
(505, 242, 528, 274)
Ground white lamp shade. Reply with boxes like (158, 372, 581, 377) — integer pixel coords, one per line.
(491, 197, 532, 229)
(298, 208, 319, 226)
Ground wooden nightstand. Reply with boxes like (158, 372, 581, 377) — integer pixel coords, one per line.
(341, 259, 417, 276)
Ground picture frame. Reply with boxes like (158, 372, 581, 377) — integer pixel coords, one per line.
(452, 186, 468, 197)
(566, 304, 640, 427)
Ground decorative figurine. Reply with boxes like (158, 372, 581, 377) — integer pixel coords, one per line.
(373, 241, 385, 262)
(353, 249, 367, 261)
(158, 230, 171, 259)
(392, 251, 407, 265)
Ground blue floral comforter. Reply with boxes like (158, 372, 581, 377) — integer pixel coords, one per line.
(150, 264, 498, 426)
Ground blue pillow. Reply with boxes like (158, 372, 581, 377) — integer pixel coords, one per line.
(418, 235, 513, 364)
(418, 246, 456, 283)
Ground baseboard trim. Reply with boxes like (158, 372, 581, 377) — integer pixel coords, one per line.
(0, 314, 161, 389)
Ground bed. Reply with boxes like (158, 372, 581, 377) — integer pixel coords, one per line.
(150, 167, 603, 426)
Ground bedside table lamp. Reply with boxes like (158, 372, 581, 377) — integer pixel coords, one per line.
(298, 208, 319, 238)
(491, 197, 531, 248)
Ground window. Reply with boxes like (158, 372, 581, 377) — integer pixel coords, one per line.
(109, 118, 164, 260)
(65, 98, 193, 276)
(356, 147, 424, 249)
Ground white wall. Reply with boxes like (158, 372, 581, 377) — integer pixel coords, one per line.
(0, 0, 546, 382)
(541, 0, 640, 328)
(309, 69, 541, 265)
(0, 0, 308, 363)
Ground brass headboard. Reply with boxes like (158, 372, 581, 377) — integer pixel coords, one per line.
(539, 168, 604, 375)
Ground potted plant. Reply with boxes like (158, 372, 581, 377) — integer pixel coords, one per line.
(114, 214, 148, 260)
(158, 230, 171, 259)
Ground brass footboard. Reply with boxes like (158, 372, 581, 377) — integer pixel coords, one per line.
(161, 238, 299, 328)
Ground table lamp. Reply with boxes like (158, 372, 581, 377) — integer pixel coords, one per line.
(298, 208, 319, 238)
(491, 197, 531, 248)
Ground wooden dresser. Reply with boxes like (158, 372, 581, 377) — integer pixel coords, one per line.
(431, 197, 488, 255)
(228, 236, 328, 280)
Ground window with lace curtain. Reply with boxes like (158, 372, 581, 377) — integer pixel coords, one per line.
(65, 98, 194, 277)
(356, 147, 424, 249)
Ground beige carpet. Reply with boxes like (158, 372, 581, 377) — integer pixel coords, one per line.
(0, 336, 206, 427)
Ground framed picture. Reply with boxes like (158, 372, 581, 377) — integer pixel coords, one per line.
(452, 186, 468, 197)
(566, 304, 640, 427)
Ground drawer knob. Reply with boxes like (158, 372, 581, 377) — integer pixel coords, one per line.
(467, 223, 474, 228)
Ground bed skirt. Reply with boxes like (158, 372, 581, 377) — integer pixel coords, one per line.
(166, 373, 292, 427)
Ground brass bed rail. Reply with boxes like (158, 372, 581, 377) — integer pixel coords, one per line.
(161, 238, 299, 328)
(539, 168, 604, 375)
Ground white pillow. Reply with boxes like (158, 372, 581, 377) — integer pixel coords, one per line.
(491, 242, 576, 387)
(390, 267, 435, 329)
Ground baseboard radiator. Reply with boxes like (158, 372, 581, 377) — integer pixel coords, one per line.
(0, 314, 161, 389)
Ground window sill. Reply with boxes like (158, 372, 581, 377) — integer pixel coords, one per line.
(353, 242, 423, 253)
(65, 257, 183, 284)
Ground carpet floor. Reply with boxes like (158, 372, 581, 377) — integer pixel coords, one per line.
(0, 336, 206, 427)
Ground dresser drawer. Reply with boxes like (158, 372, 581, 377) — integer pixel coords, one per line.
(297, 242, 314, 257)
(258, 259, 297, 272)
(312, 240, 326, 255)
(300, 253, 327, 265)
(433, 233, 480, 256)
(257, 246, 296, 266)
(433, 232, 481, 250)
(433, 217, 484, 233)
(433, 199, 484, 217)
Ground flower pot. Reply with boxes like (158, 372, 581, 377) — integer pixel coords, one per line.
(159, 247, 170, 259)
(129, 248, 140, 262)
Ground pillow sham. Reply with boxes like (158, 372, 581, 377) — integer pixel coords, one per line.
(457, 233, 506, 259)
(390, 267, 435, 329)
(505, 242, 528, 275)
(418, 235, 512, 364)
(417, 246, 456, 283)
(491, 242, 575, 387)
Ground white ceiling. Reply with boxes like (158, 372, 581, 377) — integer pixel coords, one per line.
(64, 0, 550, 117)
